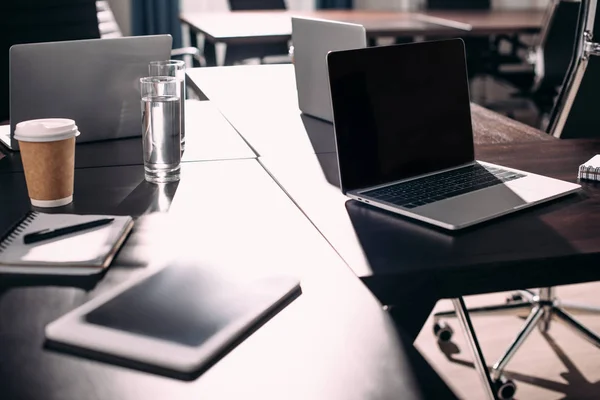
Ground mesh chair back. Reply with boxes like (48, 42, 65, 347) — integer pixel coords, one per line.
(0, 0, 100, 122)
(228, 0, 286, 10)
(536, 0, 581, 90)
(96, 1, 123, 38)
(546, 0, 600, 138)
(426, 0, 490, 10)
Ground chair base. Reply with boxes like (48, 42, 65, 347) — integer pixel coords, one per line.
(435, 288, 600, 399)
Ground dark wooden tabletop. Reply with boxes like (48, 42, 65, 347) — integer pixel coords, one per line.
(186, 64, 552, 157)
(0, 101, 256, 173)
(260, 139, 600, 304)
(180, 9, 544, 45)
(416, 9, 546, 35)
(0, 159, 457, 400)
(185, 64, 600, 305)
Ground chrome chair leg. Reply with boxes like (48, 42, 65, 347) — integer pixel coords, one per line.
(516, 289, 536, 302)
(452, 297, 497, 400)
(554, 308, 600, 348)
(434, 287, 600, 399)
(491, 306, 544, 380)
(538, 288, 554, 333)
(434, 302, 533, 321)
(559, 301, 600, 315)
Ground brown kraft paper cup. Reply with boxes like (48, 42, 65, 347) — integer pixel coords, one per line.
(19, 137, 75, 207)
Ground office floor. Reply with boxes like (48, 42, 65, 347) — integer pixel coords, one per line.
(416, 282, 600, 399)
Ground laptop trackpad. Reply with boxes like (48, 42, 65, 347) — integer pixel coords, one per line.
(414, 183, 529, 227)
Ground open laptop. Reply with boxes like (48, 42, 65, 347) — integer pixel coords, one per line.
(1, 35, 172, 151)
(327, 39, 581, 230)
(291, 17, 366, 122)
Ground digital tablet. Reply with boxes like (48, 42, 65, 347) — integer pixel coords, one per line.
(45, 263, 301, 378)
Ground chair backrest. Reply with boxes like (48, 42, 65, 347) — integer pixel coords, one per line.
(96, 1, 123, 38)
(548, 0, 600, 138)
(533, 0, 581, 91)
(426, 0, 490, 10)
(0, 0, 100, 122)
(228, 0, 286, 11)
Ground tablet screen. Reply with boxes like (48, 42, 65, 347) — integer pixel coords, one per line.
(85, 265, 297, 347)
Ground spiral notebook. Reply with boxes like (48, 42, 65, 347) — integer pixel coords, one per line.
(0, 212, 134, 275)
(579, 155, 600, 181)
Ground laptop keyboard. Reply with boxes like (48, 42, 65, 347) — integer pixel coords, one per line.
(361, 164, 526, 209)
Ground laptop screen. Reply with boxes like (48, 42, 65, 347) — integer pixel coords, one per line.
(327, 39, 475, 193)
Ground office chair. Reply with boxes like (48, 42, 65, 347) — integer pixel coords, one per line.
(549, 0, 600, 138)
(228, 0, 286, 10)
(96, 1, 206, 67)
(426, 0, 490, 9)
(432, 8, 599, 398)
(424, 0, 492, 79)
(0, 0, 101, 122)
(489, 0, 580, 127)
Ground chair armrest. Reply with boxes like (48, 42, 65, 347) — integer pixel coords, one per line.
(171, 46, 207, 68)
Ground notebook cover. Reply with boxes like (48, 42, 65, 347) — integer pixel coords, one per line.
(0, 212, 134, 276)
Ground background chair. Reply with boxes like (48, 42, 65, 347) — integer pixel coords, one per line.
(548, 0, 600, 138)
(426, 0, 490, 9)
(228, 0, 286, 10)
(0, 0, 100, 122)
(424, 0, 492, 80)
(489, 0, 581, 128)
(96, 1, 206, 67)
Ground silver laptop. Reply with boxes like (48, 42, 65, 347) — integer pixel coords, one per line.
(327, 39, 581, 230)
(2, 35, 172, 151)
(291, 17, 366, 122)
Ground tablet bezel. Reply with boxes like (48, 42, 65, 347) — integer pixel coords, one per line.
(45, 264, 300, 373)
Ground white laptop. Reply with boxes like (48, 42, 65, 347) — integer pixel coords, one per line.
(327, 39, 581, 230)
(291, 17, 366, 122)
(1, 35, 172, 151)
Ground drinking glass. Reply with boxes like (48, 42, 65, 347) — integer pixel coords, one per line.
(140, 76, 181, 183)
(149, 60, 186, 151)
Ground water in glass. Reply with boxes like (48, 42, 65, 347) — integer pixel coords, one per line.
(141, 94, 181, 183)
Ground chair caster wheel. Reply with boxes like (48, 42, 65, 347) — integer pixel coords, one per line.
(493, 376, 517, 400)
(506, 293, 523, 303)
(433, 321, 454, 342)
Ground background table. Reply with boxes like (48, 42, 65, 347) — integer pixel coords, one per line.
(416, 9, 546, 35)
(0, 159, 457, 400)
(181, 9, 545, 47)
(181, 10, 463, 46)
(0, 100, 255, 173)
(260, 139, 600, 306)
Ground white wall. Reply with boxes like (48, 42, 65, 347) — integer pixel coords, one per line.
(287, 0, 315, 10)
(180, 0, 228, 12)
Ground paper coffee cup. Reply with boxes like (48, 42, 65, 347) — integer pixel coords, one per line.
(14, 119, 80, 208)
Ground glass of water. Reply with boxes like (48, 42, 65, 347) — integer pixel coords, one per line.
(140, 76, 181, 184)
(149, 60, 186, 151)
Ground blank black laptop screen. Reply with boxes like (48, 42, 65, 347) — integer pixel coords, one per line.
(327, 39, 475, 193)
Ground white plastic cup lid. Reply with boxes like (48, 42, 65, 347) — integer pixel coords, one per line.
(14, 118, 80, 143)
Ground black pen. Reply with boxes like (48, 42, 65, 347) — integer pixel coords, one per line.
(23, 218, 115, 244)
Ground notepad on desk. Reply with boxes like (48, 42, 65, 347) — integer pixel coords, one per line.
(0, 212, 134, 275)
